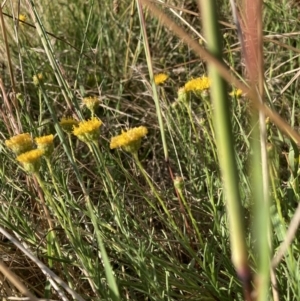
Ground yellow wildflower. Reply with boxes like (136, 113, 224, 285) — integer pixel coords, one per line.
(17, 149, 44, 164)
(184, 76, 211, 92)
(110, 126, 148, 153)
(59, 117, 79, 134)
(33, 73, 43, 86)
(19, 14, 26, 23)
(35, 134, 54, 145)
(35, 134, 54, 158)
(229, 89, 243, 98)
(17, 149, 44, 173)
(73, 117, 102, 143)
(5, 133, 34, 155)
(82, 96, 100, 113)
(154, 73, 168, 85)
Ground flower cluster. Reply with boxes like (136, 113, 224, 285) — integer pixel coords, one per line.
(5, 133, 34, 155)
(5, 132, 54, 173)
(82, 96, 100, 114)
(72, 117, 102, 143)
(62, 116, 148, 153)
(18, 14, 26, 23)
(59, 117, 79, 134)
(35, 134, 54, 158)
(154, 73, 168, 85)
(59, 116, 147, 153)
(174, 76, 211, 104)
(184, 76, 211, 92)
(110, 126, 148, 153)
(6, 117, 148, 174)
(229, 89, 243, 98)
(33, 73, 44, 86)
(16, 149, 44, 173)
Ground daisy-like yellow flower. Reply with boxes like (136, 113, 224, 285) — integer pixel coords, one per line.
(154, 73, 168, 85)
(59, 117, 79, 134)
(184, 76, 211, 92)
(33, 73, 43, 86)
(110, 126, 148, 153)
(229, 89, 243, 98)
(5, 133, 34, 155)
(82, 96, 100, 114)
(35, 134, 54, 158)
(19, 14, 26, 23)
(17, 149, 44, 173)
(73, 117, 102, 143)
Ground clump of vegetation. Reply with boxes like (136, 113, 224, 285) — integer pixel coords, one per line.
(1, 1, 300, 300)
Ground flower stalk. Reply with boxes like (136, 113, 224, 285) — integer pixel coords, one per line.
(198, 0, 252, 299)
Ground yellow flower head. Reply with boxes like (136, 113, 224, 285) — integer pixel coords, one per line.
(17, 149, 44, 173)
(19, 14, 27, 23)
(35, 134, 54, 158)
(184, 76, 211, 92)
(229, 89, 243, 98)
(82, 96, 100, 113)
(59, 117, 79, 134)
(73, 117, 102, 143)
(5, 133, 34, 155)
(154, 73, 168, 85)
(17, 149, 44, 163)
(35, 134, 54, 145)
(33, 73, 44, 86)
(110, 126, 148, 153)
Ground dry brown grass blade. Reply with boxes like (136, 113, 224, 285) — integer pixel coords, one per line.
(0, 5, 16, 93)
(240, 0, 264, 86)
(0, 4, 23, 136)
(0, 227, 86, 301)
(0, 78, 22, 135)
(0, 260, 39, 301)
(140, 0, 300, 145)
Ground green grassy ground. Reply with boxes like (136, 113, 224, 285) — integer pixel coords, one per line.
(1, 0, 300, 300)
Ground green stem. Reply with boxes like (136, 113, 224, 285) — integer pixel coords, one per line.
(132, 152, 183, 238)
(136, 0, 169, 160)
(198, 1, 251, 298)
(88, 141, 126, 234)
(176, 187, 204, 247)
(34, 172, 73, 288)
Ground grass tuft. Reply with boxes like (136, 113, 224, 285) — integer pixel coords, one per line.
(1, 0, 300, 300)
